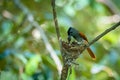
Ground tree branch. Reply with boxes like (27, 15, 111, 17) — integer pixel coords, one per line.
(97, 0, 120, 14)
(51, 0, 61, 40)
(89, 21, 120, 46)
(51, 0, 69, 79)
(14, 0, 62, 75)
(51, 0, 120, 80)
(60, 22, 120, 80)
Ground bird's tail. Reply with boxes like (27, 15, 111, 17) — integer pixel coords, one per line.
(87, 48, 96, 60)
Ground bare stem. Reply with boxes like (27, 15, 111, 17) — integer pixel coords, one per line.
(51, 0, 61, 40)
(14, 0, 62, 75)
(51, 0, 120, 80)
(89, 21, 120, 46)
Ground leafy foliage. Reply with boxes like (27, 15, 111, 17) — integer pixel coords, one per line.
(0, 0, 120, 80)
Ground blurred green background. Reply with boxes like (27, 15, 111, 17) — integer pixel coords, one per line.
(0, 0, 120, 80)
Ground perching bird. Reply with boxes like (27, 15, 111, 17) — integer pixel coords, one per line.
(67, 27, 95, 59)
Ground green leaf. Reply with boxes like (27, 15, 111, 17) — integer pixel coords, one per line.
(25, 54, 41, 75)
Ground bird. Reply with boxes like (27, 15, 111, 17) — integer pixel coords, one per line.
(67, 27, 96, 59)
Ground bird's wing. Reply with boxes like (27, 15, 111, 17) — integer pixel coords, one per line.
(79, 32, 88, 41)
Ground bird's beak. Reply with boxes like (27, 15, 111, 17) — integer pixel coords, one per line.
(68, 35, 71, 43)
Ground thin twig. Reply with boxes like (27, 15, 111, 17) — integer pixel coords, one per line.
(51, 0, 68, 79)
(51, 0, 61, 40)
(14, 0, 62, 75)
(60, 65, 70, 80)
(98, 0, 120, 14)
(89, 21, 120, 46)
(51, 0, 120, 80)
(60, 22, 120, 80)
(30, 19, 62, 75)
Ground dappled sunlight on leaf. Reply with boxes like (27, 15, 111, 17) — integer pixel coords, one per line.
(0, 0, 120, 79)
(25, 54, 41, 75)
